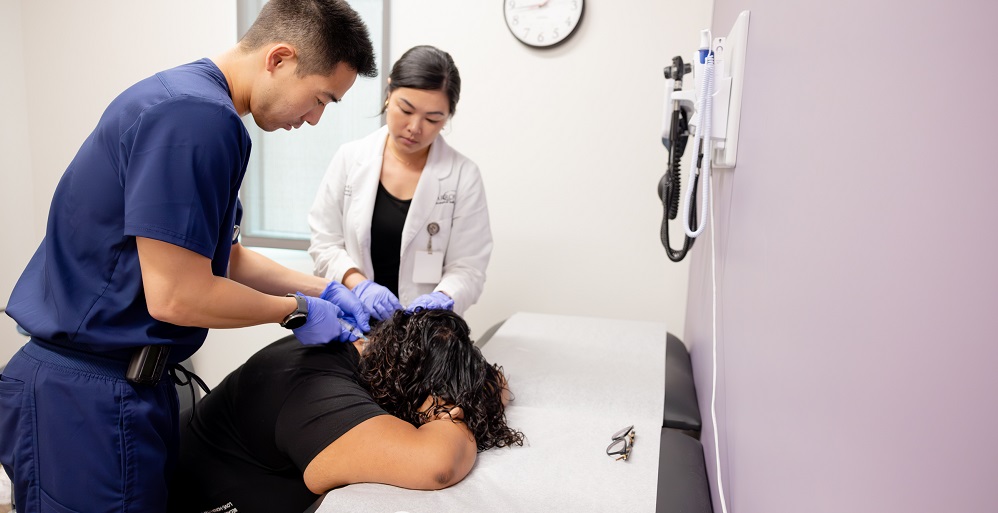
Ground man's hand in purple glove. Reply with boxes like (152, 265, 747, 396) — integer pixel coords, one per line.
(292, 294, 358, 345)
(320, 281, 371, 333)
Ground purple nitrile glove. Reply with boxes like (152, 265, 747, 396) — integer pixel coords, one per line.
(320, 281, 371, 333)
(353, 280, 403, 322)
(405, 291, 454, 313)
(292, 294, 354, 345)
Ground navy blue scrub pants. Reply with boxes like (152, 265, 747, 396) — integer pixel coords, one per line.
(0, 339, 179, 513)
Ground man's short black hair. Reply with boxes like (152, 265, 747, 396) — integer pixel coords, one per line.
(240, 0, 377, 78)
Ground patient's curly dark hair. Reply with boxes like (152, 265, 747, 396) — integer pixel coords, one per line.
(358, 309, 524, 451)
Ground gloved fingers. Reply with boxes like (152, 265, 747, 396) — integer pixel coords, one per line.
(339, 295, 369, 327)
(339, 315, 368, 340)
(362, 307, 380, 323)
(353, 280, 402, 322)
(369, 284, 401, 310)
(352, 279, 373, 297)
(436, 294, 455, 310)
(330, 300, 345, 318)
(378, 296, 402, 318)
(318, 301, 344, 323)
(384, 292, 403, 311)
(355, 281, 380, 316)
(341, 313, 362, 332)
(432, 291, 454, 308)
(321, 281, 369, 329)
(343, 307, 371, 332)
(359, 299, 385, 322)
(318, 280, 344, 303)
(405, 293, 444, 313)
(404, 299, 425, 314)
(370, 301, 393, 322)
(334, 323, 359, 343)
(293, 295, 344, 345)
(354, 309, 371, 332)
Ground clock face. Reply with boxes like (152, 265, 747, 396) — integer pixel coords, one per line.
(503, 0, 585, 48)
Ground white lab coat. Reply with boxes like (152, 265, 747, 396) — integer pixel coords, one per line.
(308, 126, 492, 315)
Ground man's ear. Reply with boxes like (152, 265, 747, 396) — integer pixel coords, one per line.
(265, 43, 297, 73)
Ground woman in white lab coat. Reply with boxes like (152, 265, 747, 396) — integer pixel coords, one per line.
(309, 46, 491, 319)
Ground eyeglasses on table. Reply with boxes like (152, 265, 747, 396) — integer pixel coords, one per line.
(606, 425, 635, 461)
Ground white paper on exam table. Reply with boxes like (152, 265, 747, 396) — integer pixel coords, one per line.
(316, 312, 667, 513)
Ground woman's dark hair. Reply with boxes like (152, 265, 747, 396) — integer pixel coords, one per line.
(240, 0, 378, 78)
(359, 309, 524, 451)
(384, 45, 461, 116)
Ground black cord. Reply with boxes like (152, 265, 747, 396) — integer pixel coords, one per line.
(169, 363, 211, 426)
(660, 107, 698, 262)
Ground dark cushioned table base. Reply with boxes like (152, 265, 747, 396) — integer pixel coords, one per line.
(656, 428, 713, 513)
(664, 333, 702, 433)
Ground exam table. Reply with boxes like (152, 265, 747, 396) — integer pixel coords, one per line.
(314, 312, 713, 513)
(0, 313, 712, 513)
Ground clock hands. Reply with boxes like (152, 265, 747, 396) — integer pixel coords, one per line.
(513, 0, 550, 10)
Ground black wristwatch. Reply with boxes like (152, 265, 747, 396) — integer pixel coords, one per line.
(280, 293, 309, 329)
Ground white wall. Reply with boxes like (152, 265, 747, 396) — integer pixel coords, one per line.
(19, 0, 238, 236)
(0, 0, 36, 364)
(5, 0, 708, 387)
(2, 0, 237, 373)
(388, 0, 709, 347)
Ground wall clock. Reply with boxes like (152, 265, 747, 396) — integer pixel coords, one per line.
(503, 0, 585, 49)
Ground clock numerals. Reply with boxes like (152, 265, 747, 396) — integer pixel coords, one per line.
(511, 15, 519, 26)
(508, 0, 516, 8)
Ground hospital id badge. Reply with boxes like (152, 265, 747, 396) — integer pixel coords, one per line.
(413, 250, 444, 283)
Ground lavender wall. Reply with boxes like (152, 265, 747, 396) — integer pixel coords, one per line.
(684, 1, 998, 511)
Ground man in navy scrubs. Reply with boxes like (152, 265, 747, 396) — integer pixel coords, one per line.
(0, 1, 378, 512)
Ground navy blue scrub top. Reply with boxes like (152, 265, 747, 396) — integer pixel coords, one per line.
(6, 59, 251, 363)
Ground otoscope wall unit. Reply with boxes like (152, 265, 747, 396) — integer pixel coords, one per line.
(663, 10, 750, 169)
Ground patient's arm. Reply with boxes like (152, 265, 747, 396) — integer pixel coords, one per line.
(302, 414, 477, 494)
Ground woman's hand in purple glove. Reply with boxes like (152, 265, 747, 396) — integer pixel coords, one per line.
(352, 280, 403, 322)
(405, 291, 454, 313)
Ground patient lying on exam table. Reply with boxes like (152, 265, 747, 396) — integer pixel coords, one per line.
(168, 309, 523, 513)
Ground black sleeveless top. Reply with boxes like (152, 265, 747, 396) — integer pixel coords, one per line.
(370, 182, 411, 296)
